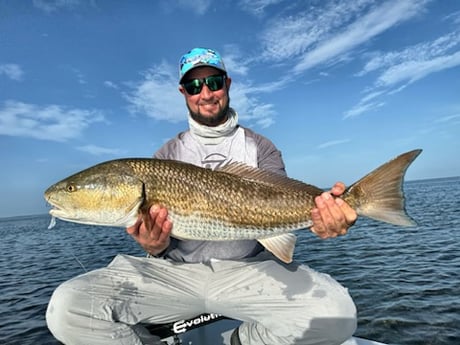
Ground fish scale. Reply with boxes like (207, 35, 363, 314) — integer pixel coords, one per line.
(128, 159, 315, 229)
(45, 149, 422, 263)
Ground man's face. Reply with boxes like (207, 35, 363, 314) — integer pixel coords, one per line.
(179, 66, 232, 126)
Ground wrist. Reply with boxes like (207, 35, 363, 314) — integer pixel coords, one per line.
(147, 249, 166, 258)
(146, 242, 170, 258)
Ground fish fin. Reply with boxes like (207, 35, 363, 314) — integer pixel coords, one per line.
(218, 163, 323, 194)
(258, 233, 297, 263)
(114, 198, 143, 227)
(344, 149, 422, 227)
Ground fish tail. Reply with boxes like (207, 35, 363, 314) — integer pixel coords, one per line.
(343, 149, 422, 227)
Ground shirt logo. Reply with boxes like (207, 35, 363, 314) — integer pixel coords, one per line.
(201, 153, 231, 170)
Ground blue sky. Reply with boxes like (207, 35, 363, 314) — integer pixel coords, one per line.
(1, 0, 460, 218)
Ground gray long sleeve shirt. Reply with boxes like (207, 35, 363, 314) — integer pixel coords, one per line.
(153, 126, 286, 263)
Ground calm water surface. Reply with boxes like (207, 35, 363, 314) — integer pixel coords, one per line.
(0, 177, 459, 345)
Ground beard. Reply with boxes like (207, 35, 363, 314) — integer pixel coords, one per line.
(187, 97, 230, 127)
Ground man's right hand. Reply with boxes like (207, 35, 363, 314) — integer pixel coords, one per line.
(126, 205, 173, 256)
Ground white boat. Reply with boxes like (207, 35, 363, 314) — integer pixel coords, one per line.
(147, 315, 387, 345)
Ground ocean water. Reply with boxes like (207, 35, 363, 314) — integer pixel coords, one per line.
(0, 177, 459, 345)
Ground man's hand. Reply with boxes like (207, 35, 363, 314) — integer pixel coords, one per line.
(310, 182, 357, 239)
(126, 205, 173, 255)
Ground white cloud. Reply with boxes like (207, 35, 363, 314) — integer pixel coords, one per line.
(376, 51, 460, 87)
(173, 0, 212, 15)
(260, 11, 324, 62)
(76, 145, 124, 156)
(435, 114, 460, 124)
(344, 100, 385, 119)
(317, 139, 351, 149)
(221, 46, 251, 76)
(0, 64, 24, 81)
(258, 0, 429, 75)
(346, 29, 460, 118)
(126, 62, 277, 128)
(238, 0, 285, 16)
(359, 31, 460, 77)
(293, 0, 428, 73)
(443, 10, 460, 24)
(125, 61, 185, 123)
(33, 0, 80, 13)
(104, 81, 119, 89)
(0, 100, 105, 142)
(71, 68, 87, 85)
(227, 81, 276, 128)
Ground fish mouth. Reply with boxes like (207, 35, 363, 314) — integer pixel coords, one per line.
(45, 197, 72, 220)
(46, 202, 73, 229)
(47, 205, 87, 226)
(45, 197, 61, 214)
(49, 206, 63, 217)
(48, 205, 72, 221)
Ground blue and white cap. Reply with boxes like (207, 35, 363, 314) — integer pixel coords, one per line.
(179, 47, 227, 82)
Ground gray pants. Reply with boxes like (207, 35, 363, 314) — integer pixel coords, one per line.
(46, 253, 357, 345)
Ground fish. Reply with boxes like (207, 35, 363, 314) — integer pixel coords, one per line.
(44, 149, 422, 263)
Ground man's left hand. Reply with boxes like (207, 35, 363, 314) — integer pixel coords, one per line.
(310, 182, 357, 239)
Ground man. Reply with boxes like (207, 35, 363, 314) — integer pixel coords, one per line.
(47, 47, 357, 345)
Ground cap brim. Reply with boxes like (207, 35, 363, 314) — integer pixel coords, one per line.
(180, 65, 227, 83)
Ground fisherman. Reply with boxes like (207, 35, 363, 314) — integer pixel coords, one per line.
(46, 47, 358, 345)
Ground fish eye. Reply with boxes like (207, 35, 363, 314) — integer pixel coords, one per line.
(66, 183, 77, 192)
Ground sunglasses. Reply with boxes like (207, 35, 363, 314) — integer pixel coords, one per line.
(182, 74, 226, 95)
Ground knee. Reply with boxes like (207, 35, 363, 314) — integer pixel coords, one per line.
(332, 287, 357, 327)
(316, 289, 357, 344)
(326, 315, 357, 344)
(46, 281, 81, 342)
